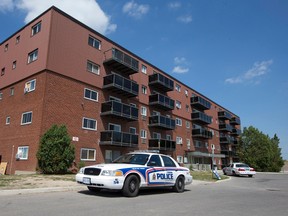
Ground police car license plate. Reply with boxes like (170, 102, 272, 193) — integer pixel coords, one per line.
(83, 177, 91, 185)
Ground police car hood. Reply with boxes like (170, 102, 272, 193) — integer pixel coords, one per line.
(87, 163, 146, 170)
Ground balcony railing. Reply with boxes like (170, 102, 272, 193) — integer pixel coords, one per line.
(148, 139, 176, 151)
(192, 128, 213, 139)
(149, 93, 174, 110)
(148, 73, 174, 92)
(103, 74, 138, 97)
(99, 131, 138, 147)
(218, 111, 232, 120)
(101, 101, 138, 121)
(231, 128, 241, 136)
(103, 48, 139, 75)
(191, 112, 212, 125)
(190, 96, 211, 110)
(230, 117, 241, 125)
(220, 135, 234, 144)
(149, 115, 175, 130)
(219, 123, 233, 132)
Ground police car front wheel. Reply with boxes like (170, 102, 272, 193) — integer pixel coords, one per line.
(122, 175, 140, 197)
(173, 176, 185, 193)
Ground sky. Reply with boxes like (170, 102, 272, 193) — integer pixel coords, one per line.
(1, 0, 287, 160)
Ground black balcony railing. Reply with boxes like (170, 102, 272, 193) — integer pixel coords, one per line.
(220, 135, 234, 144)
(191, 112, 212, 125)
(218, 111, 232, 120)
(148, 73, 174, 92)
(219, 123, 233, 132)
(230, 117, 241, 125)
(103, 48, 139, 75)
(192, 128, 213, 139)
(103, 74, 138, 97)
(231, 128, 241, 136)
(99, 131, 138, 147)
(190, 96, 211, 110)
(149, 93, 174, 110)
(148, 139, 176, 151)
(101, 101, 138, 121)
(149, 115, 175, 130)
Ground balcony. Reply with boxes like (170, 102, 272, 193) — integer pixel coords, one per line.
(192, 128, 213, 139)
(103, 74, 138, 97)
(149, 115, 175, 130)
(231, 128, 241, 136)
(99, 131, 138, 147)
(148, 139, 176, 151)
(101, 101, 138, 121)
(230, 117, 241, 125)
(191, 112, 212, 125)
(219, 123, 233, 132)
(103, 48, 139, 75)
(148, 73, 174, 92)
(149, 93, 174, 111)
(220, 135, 234, 144)
(190, 96, 211, 110)
(218, 111, 232, 120)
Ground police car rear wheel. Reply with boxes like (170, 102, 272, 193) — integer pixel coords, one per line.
(122, 175, 139, 197)
(173, 176, 185, 193)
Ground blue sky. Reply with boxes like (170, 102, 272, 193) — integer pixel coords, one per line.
(1, 0, 287, 160)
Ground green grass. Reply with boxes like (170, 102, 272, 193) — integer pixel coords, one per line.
(191, 170, 229, 182)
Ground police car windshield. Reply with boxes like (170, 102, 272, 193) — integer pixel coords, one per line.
(113, 154, 149, 165)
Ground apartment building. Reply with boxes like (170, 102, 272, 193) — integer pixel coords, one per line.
(0, 6, 241, 174)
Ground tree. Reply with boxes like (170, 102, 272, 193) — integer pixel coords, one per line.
(37, 125, 75, 174)
(238, 126, 284, 172)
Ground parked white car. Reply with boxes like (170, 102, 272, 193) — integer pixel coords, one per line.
(223, 163, 256, 177)
(76, 152, 193, 197)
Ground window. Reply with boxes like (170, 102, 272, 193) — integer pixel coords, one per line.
(87, 60, 100, 75)
(148, 155, 162, 167)
(109, 123, 121, 132)
(186, 104, 190, 112)
(186, 121, 190, 129)
(21, 111, 32, 125)
(129, 127, 136, 134)
(28, 49, 38, 63)
(6, 116, 10, 125)
(141, 85, 147, 94)
(161, 155, 176, 167)
(31, 22, 41, 36)
(10, 87, 14, 96)
(141, 106, 147, 116)
(186, 139, 191, 149)
(166, 134, 171, 140)
(80, 148, 96, 161)
(177, 156, 183, 163)
(4, 44, 8, 52)
(0, 92, 2, 100)
(141, 65, 147, 74)
(185, 89, 188, 96)
(140, 130, 147, 139)
(16, 35, 20, 44)
(175, 84, 181, 92)
(176, 136, 183, 144)
(17, 146, 29, 160)
(176, 100, 181, 109)
(82, 117, 97, 130)
(12, 61, 17, 69)
(176, 118, 182, 126)
(24, 79, 36, 93)
(153, 132, 161, 139)
(1, 68, 5, 76)
(84, 88, 98, 101)
(88, 35, 101, 50)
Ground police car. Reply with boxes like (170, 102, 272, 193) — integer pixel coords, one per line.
(76, 152, 193, 197)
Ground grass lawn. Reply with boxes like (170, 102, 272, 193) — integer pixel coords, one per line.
(191, 170, 228, 182)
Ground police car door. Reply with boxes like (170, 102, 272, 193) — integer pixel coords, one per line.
(160, 155, 177, 185)
(146, 155, 166, 186)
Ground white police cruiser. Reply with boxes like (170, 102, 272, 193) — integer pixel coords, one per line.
(76, 152, 193, 197)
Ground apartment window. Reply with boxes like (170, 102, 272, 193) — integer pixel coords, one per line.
(185, 89, 188, 96)
(166, 134, 171, 140)
(6, 116, 10, 125)
(176, 136, 183, 144)
(108, 123, 121, 132)
(141, 65, 147, 74)
(24, 79, 36, 93)
(31, 22, 41, 36)
(16, 35, 20, 44)
(177, 156, 183, 163)
(28, 49, 38, 63)
(84, 88, 98, 101)
(186, 121, 190, 129)
(186, 104, 190, 112)
(176, 118, 182, 126)
(0, 92, 2, 100)
(12, 61, 17, 69)
(17, 146, 29, 160)
(141, 85, 147, 94)
(80, 148, 96, 161)
(10, 87, 14, 96)
(176, 100, 181, 109)
(153, 132, 161, 139)
(1, 68, 5, 76)
(88, 35, 101, 50)
(87, 60, 100, 75)
(141, 106, 147, 116)
(186, 139, 191, 148)
(21, 111, 32, 125)
(175, 84, 181, 92)
(82, 117, 97, 130)
(140, 130, 147, 139)
(4, 44, 8, 52)
(129, 127, 136, 134)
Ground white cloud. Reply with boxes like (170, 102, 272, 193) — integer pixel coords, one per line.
(122, 1, 149, 19)
(225, 60, 273, 84)
(174, 57, 187, 64)
(177, 15, 192, 23)
(172, 66, 189, 74)
(1, 0, 116, 35)
(0, 0, 14, 12)
(168, 2, 181, 9)
(172, 57, 189, 74)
